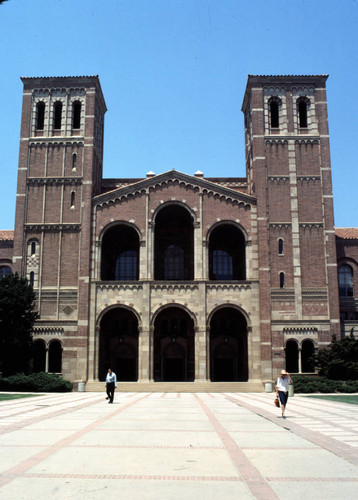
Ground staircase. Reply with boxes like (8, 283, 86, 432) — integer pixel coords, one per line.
(84, 381, 264, 393)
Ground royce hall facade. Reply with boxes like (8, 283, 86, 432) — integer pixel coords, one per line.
(0, 74, 357, 390)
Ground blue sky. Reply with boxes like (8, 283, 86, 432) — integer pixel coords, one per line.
(0, 0, 357, 229)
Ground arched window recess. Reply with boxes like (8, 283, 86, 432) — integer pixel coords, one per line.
(36, 101, 45, 131)
(297, 97, 310, 129)
(53, 101, 63, 130)
(268, 97, 282, 129)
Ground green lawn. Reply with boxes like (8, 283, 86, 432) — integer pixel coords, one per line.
(0, 393, 41, 401)
(306, 395, 358, 405)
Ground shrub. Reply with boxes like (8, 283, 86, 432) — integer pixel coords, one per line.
(0, 372, 73, 392)
(317, 333, 358, 380)
(291, 375, 358, 393)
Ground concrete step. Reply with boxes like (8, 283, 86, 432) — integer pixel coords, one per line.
(83, 381, 265, 393)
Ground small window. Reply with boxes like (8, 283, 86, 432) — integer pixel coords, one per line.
(279, 272, 285, 288)
(72, 153, 77, 170)
(71, 191, 75, 208)
(298, 99, 308, 128)
(36, 102, 45, 130)
(270, 100, 279, 128)
(29, 271, 35, 287)
(72, 101, 81, 129)
(31, 241, 36, 255)
(278, 239, 284, 255)
(53, 101, 62, 130)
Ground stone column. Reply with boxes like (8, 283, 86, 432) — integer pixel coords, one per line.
(45, 346, 49, 373)
(138, 327, 150, 382)
(298, 346, 302, 374)
(195, 326, 207, 381)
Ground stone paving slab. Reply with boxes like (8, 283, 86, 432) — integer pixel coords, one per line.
(0, 391, 358, 499)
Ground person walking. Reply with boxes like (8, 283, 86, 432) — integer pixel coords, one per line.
(276, 369, 293, 418)
(105, 368, 117, 404)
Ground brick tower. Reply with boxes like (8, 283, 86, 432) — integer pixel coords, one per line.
(242, 75, 340, 381)
(13, 76, 106, 381)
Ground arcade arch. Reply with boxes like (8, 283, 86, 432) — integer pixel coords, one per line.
(153, 306, 195, 381)
(98, 307, 139, 381)
(154, 204, 194, 280)
(209, 307, 248, 381)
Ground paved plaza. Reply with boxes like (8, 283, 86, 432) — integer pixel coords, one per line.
(0, 391, 357, 499)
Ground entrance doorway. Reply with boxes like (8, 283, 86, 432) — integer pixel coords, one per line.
(99, 308, 139, 381)
(153, 307, 195, 381)
(210, 307, 248, 381)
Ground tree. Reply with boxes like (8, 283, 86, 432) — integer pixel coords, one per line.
(318, 333, 358, 380)
(0, 273, 38, 376)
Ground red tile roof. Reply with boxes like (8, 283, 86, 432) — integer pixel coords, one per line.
(0, 230, 14, 241)
(335, 228, 358, 239)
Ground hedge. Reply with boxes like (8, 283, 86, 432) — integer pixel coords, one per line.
(0, 372, 73, 392)
(292, 375, 358, 394)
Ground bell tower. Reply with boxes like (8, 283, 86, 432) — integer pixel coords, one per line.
(242, 75, 340, 380)
(13, 76, 106, 381)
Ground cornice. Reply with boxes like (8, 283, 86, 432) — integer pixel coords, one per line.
(27, 177, 83, 186)
(29, 139, 84, 147)
(93, 170, 256, 208)
(25, 223, 81, 232)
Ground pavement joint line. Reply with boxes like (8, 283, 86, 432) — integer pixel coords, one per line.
(20, 472, 242, 481)
(194, 393, 279, 500)
(225, 394, 358, 467)
(0, 393, 151, 489)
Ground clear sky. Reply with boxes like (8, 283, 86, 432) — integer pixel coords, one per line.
(0, 0, 357, 229)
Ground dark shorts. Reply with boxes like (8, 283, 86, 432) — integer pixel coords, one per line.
(278, 390, 288, 406)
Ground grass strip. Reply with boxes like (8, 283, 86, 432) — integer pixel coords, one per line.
(306, 395, 358, 405)
(0, 393, 41, 401)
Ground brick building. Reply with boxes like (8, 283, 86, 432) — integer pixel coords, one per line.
(0, 74, 357, 390)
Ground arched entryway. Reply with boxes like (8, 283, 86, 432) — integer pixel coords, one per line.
(301, 339, 315, 373)
(153, 307, 195, 381)
(285, 339, 299, 373)
(48, 340, 62, 373)
(33, 339, 46, 372)
(209, 307, 248, 381)
(98, 307, 139, 381)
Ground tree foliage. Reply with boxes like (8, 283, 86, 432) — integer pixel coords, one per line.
(318, 333, 358, 380)
(0, 273, 38, 376)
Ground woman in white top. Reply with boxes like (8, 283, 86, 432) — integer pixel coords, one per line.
(276, 369, 293, 418)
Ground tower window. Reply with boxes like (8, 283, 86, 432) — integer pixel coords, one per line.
(31, 241, 36, 255)
(279, 272, 285, 288)
(29, 271, 35, 287)
(278, 238, 284, 255)
(72, 153, 77, 170)
(53, 101, 62, 130)
(270, 100, 279, 128)
(298, 99, 308, 128)
(71, 191, 75, 208)
(72, 101, 81, 129)
(36, 102, 45, 130)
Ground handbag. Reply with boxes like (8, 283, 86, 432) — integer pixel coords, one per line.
(274, 397, 280, 408)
